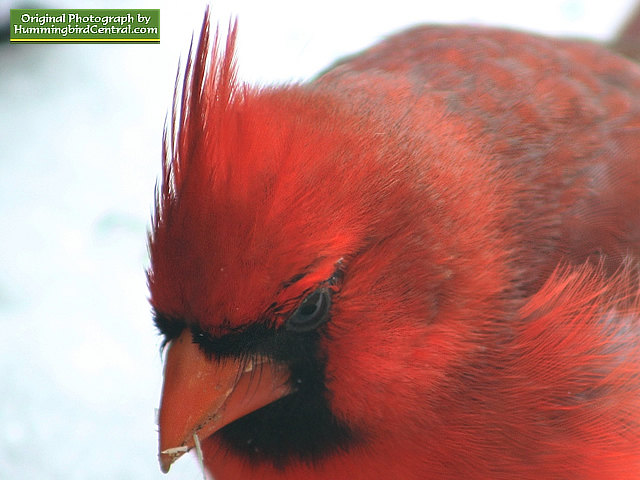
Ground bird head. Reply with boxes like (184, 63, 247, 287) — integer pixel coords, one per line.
(147, 10, 511, 477)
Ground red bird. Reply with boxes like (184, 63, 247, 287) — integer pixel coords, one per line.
(147, 9, 640, 480)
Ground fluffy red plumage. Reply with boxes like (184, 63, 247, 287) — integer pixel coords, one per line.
(148, 9, 640, 480)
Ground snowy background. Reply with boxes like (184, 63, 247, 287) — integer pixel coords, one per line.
(1, 0, 637, 478)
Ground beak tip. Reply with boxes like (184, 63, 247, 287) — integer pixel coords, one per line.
(159, 454, 173, 474)
(159, 448, 186, 474)
(158, 441, 190, 473)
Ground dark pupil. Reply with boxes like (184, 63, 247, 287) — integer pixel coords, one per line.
(299, 295, 320, 316)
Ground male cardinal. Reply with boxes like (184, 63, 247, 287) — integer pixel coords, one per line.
(147, 8, 640, 480)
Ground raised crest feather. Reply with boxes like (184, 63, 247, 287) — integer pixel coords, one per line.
(153, 8, 239, 234)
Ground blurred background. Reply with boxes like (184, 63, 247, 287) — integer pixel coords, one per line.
(0, 0, 638, 478)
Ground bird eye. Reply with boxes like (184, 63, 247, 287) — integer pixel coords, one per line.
(286, 287, 331, 332)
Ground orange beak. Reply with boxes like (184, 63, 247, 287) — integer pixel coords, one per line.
(157, 330, 293, 473)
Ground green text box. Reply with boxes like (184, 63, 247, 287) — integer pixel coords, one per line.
(10, 9, 160, 43)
